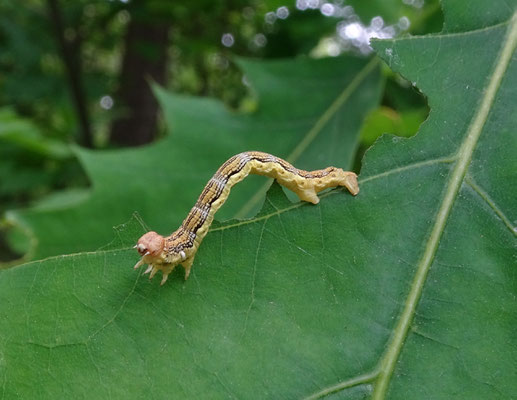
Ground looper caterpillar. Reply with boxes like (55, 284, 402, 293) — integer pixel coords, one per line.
(133, 151, 359, 285)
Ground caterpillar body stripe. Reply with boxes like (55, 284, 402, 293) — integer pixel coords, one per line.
(133, 151, 359, 285)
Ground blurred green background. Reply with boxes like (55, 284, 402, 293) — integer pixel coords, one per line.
(0, 0, 442, 261)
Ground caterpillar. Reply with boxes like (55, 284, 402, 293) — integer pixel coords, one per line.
(133, 151, 359, 285)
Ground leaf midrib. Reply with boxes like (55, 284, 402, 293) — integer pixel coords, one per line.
(371, 12, 517, 399)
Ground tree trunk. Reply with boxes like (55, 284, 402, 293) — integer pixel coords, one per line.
(46, 0, 93, 148)
(110, 15, 170, 146)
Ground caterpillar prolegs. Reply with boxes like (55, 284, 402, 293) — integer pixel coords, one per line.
(133, 151, 359, 285)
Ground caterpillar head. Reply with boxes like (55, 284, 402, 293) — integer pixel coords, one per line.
(134, 231, 165, 262)
(133, 231, 189, 285)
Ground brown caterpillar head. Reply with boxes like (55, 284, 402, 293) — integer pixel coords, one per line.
(135, 231, 165, 259)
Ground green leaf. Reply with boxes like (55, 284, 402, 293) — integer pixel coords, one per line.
(2, 5, 517, 399)
(0, 107, 71, 160)
(366, 7, 517, 398)
(442, 0, 516, 31)
(359, 106, 426, 146)
(6, 56, 382, 261)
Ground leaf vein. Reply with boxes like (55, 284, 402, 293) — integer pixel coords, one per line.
(465, 175, 517, 236)
(85, 270, 142, 342)
(303, 370, 379, 400)
(240, 219, 267, 338)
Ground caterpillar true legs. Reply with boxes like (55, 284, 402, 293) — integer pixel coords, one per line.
(133, 151, 359, 285)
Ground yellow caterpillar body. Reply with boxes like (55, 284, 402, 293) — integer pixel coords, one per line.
(133, 151, 359, 285)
